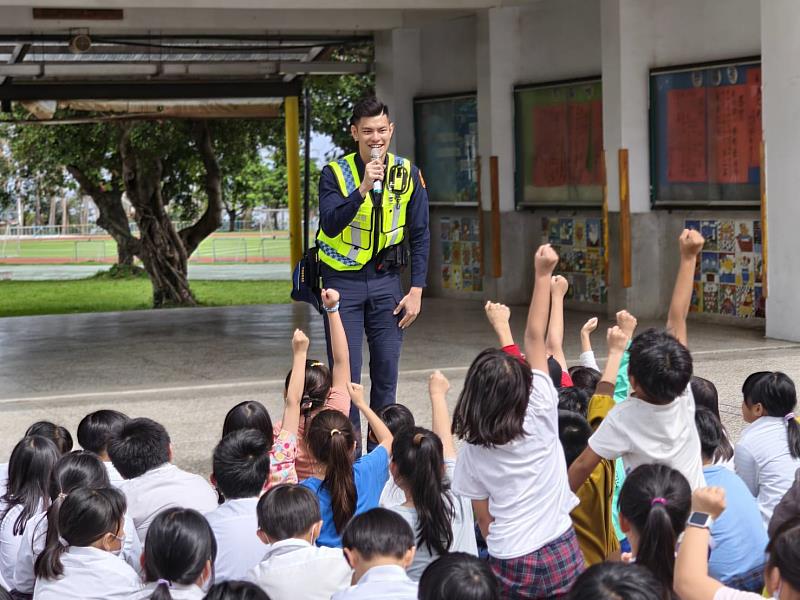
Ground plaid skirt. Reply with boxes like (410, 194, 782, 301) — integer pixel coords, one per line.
(488, 527, 584, 600)
(723, 564, 765, 593)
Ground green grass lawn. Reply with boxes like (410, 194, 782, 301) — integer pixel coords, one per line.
(0, 278, 292, 317)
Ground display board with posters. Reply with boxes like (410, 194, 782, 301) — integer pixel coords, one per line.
(413, 94, 478, 205)
(650, 58, 761, 207)
(540, 216, 606, 304)
(440, 216, 482, 292)
(687, 219, 765, 318)
(514, 78, 604, 207)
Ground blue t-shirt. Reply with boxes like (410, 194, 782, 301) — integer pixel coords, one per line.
(704, 465, 769, 582)
(300, 445, 390, 547)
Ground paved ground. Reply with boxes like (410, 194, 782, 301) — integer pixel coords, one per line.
(0, 299, 798, 476)
(0, 264, 291, 281)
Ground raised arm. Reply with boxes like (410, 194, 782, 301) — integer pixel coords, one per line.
(666, 229, 704, 347)
(429, 371, 456, 459)
(282, 329, 309, 436)
(485, 301, 515, 348)
(546, 275, 569, 371)
(579, 317, 600, 369)
(524, 245, 559, 373)
(322, 288, 351, 390)
(347, 382, 393, 455)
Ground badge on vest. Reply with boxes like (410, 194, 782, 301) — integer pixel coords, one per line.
(387, 165, 411, 196)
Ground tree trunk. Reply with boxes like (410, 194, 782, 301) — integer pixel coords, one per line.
(227, 209, 236, 232)
(61, 196, 69, 235)
(48, 197, 57, 227)
(119, 127, 195, 308)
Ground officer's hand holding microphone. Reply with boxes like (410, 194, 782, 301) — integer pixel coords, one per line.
(358, 152, 385, 199)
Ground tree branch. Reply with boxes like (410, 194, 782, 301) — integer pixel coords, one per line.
(180, 120, 223, 256)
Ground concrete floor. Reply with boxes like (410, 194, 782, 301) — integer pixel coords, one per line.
(1, 299, 799, 476)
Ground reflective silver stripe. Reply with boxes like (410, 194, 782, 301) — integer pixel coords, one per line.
(347, 247, 361, 261)
(386, 229, 402, 247)
(348, 225, 365, 249)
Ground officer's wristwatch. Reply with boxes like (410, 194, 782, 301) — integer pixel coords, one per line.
(686, 511, 714, 530)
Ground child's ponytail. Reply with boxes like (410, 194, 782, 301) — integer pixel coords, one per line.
(392, 427, 454, 555)
(34, 493, 68, 580)
(306, 409, 356, 533)
(618, 464, 691, 591)
(747, 372, 800, 459)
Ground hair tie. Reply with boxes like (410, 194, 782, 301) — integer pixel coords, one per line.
(309, 361, 323, 368)
(330, 428, 342, 437)
(58, 536, 69, 548)
(157, 579, 171, 587)
(651, 497, 668, 507)
(413, 433, 425, 446)
(785, 412, 796, 423)
(57, 492, 67, 500)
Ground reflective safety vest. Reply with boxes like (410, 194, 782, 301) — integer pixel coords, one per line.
(317, 152, 414, 271)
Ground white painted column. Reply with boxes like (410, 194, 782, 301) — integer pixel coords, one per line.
(374, 28, 421, 161)
(762, 0, 800, 341)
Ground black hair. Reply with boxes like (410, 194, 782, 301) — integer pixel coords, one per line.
(377, 403, 415, 436)
(203, 581, 271, 600)
(617, 464, 691, 591)
(305, 409, 356, 533)
(567, 561, 668, 600)
(766, 516, 800, 592)
(0, 588, 11, 600)
(558, 387, 589, 417)
(690, 376, 720, 417)
(26, 421, 73, 455)
(283, 361, 332, 421)
(256, 483, 321, 541)
(690, 378, 734, 462)
(742, 371, 771, 402)
(418, 552, 499, 600)
(694, 406, 734, 464)
(558, 410, 593, 467)
(143, 508, 218, 600)
(548, 356, 563, 388)
(341, 508, 414, 560)
(628, 329, 693, 405)
(452, 348, 533, 447)
(107, 417, 171, 479)
(391, 427, 454, 556)
(35, 487, 126, 580)
(350, 97, 389, 127)
(212, 429, 270, 500)
(77, 410, 129, 455)
(0, 435, 60, 535)
(222, 401, 274, 447)
(49, 451, 111, 502)
(569, 366, 602, 396)
(744, 371, 800, 459)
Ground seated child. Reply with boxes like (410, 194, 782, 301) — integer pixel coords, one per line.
(133, 508, 216, 600)
(300, 381, 393, 548)
(203, 581, 269, 600)
(33, 487, 141, 599)
(617, 463, 691, 591)
(566, 562, 667, 600)
(691, 378, 734, 464)
(0, 422, 72, 500)
(107, 418, 217, 541)
(569, 229, 707, 493)
(736, 370, 800, 528)
(452, 244, 583, 599)
(333, 508, 417, 600)
(418, 552, 498, 600)
(206, 430, 273, 582)
(375, 404, 415, 508)
(77, 410, 129, 487)
(248, 484, 351, 599)
(694, 407, 767, 591)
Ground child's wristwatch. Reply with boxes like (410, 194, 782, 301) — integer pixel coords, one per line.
(687, 511, 714, 530)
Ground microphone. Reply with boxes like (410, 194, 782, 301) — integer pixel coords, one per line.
(370, 147, 383, 196)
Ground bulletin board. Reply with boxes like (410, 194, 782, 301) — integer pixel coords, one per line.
(413, 93, 479, 205)
(650, 58, 761, 207)
(514, 77, 604, 208)
(541, 216, 606, 304)
(439, 216, 483, 292)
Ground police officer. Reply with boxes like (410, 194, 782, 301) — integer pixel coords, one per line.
(317, 96, 430, 452)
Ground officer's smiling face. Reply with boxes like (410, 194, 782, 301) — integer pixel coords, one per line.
(351, 112, 394, 163)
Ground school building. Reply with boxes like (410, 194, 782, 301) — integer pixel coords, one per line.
(0, 0, 798, 340)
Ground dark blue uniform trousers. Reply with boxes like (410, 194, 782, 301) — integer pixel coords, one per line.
(322, 265, 404, 455)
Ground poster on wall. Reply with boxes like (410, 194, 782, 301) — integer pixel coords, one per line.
(686, 219, 765, 318)
(440, 216, 482, 292)
(540, 216, 606, 304)
(514, 78, 604, 207)
(414, 94, 478, 205)
(651, 59, 761, 206)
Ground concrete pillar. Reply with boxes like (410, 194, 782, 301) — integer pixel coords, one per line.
(374, 28, 421, 161)
(761, 0, 800, 341)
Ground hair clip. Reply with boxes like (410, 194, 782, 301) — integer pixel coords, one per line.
(785, 412, 796, 423)
(329, 428, 342, 437)
(651, 497, 668, 507)
(57, 492, 67, 500)
(309, 361, 323, 368)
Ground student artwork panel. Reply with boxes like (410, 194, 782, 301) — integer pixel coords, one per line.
(440, 216, 482, 292)
(541, 216, 606, 304)
(686, 219, 764, 318)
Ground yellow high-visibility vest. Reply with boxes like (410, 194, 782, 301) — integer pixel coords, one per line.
(317, 152, 414, 271)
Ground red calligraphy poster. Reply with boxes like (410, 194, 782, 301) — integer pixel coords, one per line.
(666, 88, 707, 182)
(532, 105, 568, 187)
(710, 86, 749, 183)
(567, 100, 603, 185)
(746, 68, 762, 169)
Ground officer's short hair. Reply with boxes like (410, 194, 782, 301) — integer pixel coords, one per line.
(350, 97, 389, 127)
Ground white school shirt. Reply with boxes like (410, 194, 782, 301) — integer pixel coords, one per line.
(247, 538, 351, 600)
(389, 459, 478, 580)
(379, 476, 406, 508)
(121, 463, 218, 542)
(0, 463, 7, 499)
(32, 545, 143, 600)
(204, 497, 265, 581)
(104, 461, 125, 488)
(452, 369, 579, 559)
(0, 503, 27, 585)
(332, 564, 417, 600)
(14, 511, 142, 594)
(735, 416, 800, 528)
(589, 383, 706, 490)
(132, 582, 206, 599)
